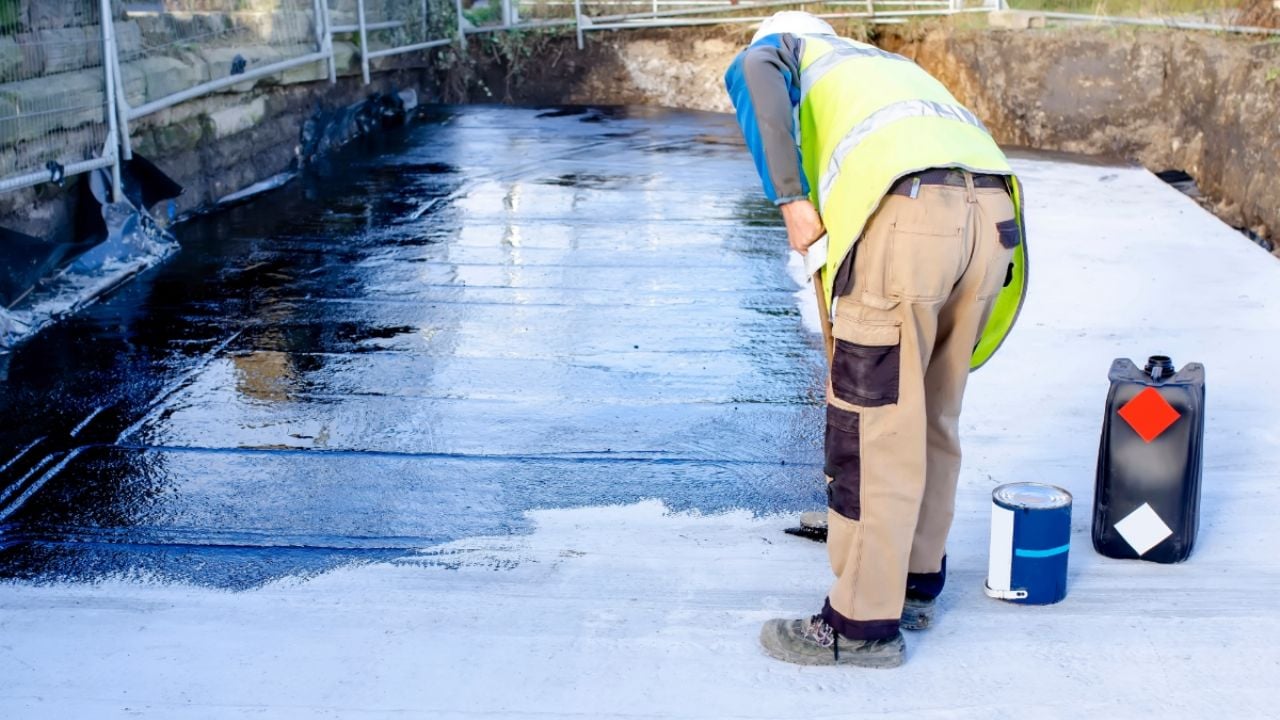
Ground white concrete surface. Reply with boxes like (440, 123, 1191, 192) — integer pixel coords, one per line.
(2, 157, 1279, 718)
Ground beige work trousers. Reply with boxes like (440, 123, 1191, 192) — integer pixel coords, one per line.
(820, 174, 1017, 640)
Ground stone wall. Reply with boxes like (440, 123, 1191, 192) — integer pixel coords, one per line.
(124, 59, 432, 215)
(0, 0, 435, 242)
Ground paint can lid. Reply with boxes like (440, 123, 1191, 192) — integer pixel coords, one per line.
(993, 482, 1072, 510)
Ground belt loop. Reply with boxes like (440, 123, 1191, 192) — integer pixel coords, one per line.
(963, 171, 976, 204)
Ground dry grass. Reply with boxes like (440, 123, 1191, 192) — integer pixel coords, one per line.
(1007, 0, 1262, 23)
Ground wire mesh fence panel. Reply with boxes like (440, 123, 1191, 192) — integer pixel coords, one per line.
(0, 0, 113, 189)
(1003, 0, 1279, 33)
(508, 0, 577, 22)
(571, 0, 965, 26)
(454, 0, 507, 27)
(114, 0, 326, 118)
(331, 0, 457, 73)
(1005, 0, 1244, 20)
(518, 0, 769, 23)
(581, 0, 768, 17)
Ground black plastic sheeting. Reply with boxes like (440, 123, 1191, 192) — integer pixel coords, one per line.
(1155, 168, 1274, 252)
(1, 90, 412, 310)
(0, 155, 182, 311)
(0, 226, 75, 309)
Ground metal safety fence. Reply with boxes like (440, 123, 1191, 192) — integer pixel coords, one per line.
(112, 0, 332, 163)
(0, 0, 122, 197)
(1008, 8, 1280, 35)
(569, 0, 997, 45)
(331, 0, 460, 84)
(1003, 0, 1279, 35)
(0, 0, 1277, 203)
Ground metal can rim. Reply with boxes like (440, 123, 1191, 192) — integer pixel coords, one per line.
(993, 482, 1073, 510)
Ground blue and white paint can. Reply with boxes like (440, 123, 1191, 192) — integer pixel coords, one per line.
(985, 482, 1073, 605)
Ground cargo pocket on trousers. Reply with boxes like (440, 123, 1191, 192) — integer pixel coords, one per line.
(996, 218, 1021, 249)
(832, 323, 901, 407)
(824, 405, 862, 521)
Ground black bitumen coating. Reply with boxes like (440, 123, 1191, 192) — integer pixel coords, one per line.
(0, 105, 826, 589)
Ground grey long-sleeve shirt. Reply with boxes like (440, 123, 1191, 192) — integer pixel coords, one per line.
(723, 33, 811, 205)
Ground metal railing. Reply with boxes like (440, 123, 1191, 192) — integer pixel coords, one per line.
(112, 0, 332, 163)
(330, 0, 459, 84)
(1013, 9, 1280, 34)
(1, 0, 1276, 205)
(575, 0, 995, 39)
(0, 0, 122, 199)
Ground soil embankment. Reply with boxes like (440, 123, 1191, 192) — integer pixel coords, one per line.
(457, 23, 1280, 253)
(882, 26, 1280, 250)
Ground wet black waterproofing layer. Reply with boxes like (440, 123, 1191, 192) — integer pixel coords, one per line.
(0, 106, 826, 589)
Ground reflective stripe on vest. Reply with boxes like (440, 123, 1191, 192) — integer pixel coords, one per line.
(799, 42, 910, 100)
(795, 34, 1028, 371)
(818, 99, 989, 208)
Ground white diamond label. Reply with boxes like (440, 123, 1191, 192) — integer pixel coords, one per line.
(1114, 502, 1174, 556)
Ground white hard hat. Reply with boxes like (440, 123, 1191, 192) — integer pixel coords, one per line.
(751, 11, 836, 45)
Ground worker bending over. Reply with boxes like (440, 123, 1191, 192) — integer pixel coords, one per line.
(725, 11, 1029, 667)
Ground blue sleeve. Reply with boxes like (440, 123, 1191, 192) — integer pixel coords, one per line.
(723, 34, 809, 205)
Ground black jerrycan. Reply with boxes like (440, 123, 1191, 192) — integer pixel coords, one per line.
(1093, 355, 1205, 563)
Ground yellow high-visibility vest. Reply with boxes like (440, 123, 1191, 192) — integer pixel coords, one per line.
(798, 34, 1028, 370)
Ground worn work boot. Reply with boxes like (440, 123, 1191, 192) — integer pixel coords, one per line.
(900, 596, 936, 631)
(759, 615, 906, 667)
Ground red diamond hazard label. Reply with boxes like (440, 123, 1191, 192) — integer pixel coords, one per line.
(1118, 387, 1181, 443)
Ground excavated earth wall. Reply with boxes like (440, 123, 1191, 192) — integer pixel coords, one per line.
(472, 24, 1278, 253)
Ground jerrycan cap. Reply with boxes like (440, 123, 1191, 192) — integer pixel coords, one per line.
(1145, 355, 1175, 381)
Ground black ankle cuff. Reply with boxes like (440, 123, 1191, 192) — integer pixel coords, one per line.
(906, 555, 947, 601)
(821, 598, 899, 641)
